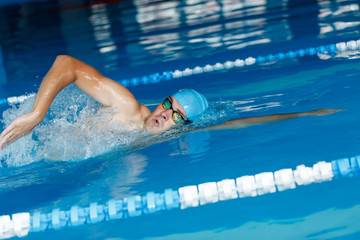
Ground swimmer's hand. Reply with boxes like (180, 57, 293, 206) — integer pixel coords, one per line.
(0, 111, 42, 149)
(304, 108, 345, 116)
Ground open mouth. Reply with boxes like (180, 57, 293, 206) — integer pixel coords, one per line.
(153, 118, 159, 126)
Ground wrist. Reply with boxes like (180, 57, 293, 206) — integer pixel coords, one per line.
(30, 110, 45, 124)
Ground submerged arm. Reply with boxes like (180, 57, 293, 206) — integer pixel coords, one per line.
(204, 108, 341, 131)
(0, 55, 141, 149)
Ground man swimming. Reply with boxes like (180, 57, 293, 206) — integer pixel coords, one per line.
(0, 55, 340, 149)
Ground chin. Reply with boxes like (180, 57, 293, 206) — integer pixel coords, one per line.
(146, 127, 159, 134)
(144, 122, 161, 133)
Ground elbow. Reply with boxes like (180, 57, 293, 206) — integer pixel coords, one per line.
(55, 55, 74, 64)
(51, 55, 77, 83)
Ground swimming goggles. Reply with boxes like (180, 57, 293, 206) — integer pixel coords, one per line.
(162, 97, 189, 124)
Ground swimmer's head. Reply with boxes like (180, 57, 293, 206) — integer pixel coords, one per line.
(172, 89, 208, 121)
(144, 89, 208, 133)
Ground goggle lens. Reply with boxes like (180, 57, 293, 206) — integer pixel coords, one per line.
(172, 112, 184, 124)
(162, 98, 186, 124)
(162, 98, 172, 110)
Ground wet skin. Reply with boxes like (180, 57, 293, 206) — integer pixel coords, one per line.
(143, 96, 187, 133)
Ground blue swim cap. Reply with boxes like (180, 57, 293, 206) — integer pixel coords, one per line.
(172, 89, 208, 121)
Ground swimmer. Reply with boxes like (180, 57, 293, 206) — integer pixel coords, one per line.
(0, 55, 340, 149)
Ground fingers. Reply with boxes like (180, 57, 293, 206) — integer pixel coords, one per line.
(0, 138, 10, 150)
(311, 108, 345, 116)
(0, 125, 12, 149)
(323, 108, 346, 115)
(0, 131, 11, 150)
(0, 123, 20, 150)
(0, 136, 7, 150)
(333, 108, 347, 112)
(0, 112, 39, 150)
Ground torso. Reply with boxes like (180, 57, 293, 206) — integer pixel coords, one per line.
(98, 103, 151, 131)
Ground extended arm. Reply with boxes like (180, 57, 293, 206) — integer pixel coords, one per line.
(204, 108, 341, 131)
(0, 55, 142, 148)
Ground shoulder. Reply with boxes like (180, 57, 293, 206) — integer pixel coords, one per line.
(113, 100, 151, 122)
(137, 104, 151, 121)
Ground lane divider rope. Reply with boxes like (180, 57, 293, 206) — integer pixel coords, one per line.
(0, 155, 359, 239)
(0, 39, 359, 106)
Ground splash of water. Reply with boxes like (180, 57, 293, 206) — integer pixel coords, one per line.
(0, 86, 147, 167)
(0, 86, 281, 167)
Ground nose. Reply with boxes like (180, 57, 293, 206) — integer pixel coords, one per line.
(161, 109, 172, 121)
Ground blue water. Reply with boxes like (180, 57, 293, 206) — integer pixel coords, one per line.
(1, 0, 360, 239)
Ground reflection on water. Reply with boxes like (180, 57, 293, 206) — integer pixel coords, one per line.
(0, 150, 149, 214)
(142, 204, 360, 240)
(169, 131, 210, 159)
(318, 2, 360, 37)
(0, 0, 359, 84)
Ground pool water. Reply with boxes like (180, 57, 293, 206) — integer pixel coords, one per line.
(0, 0, 360, 239)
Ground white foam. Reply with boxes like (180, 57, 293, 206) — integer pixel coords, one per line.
(0, 86, 142, 167)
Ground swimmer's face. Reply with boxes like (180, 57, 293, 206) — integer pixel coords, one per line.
(144, 96, 188, 133)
